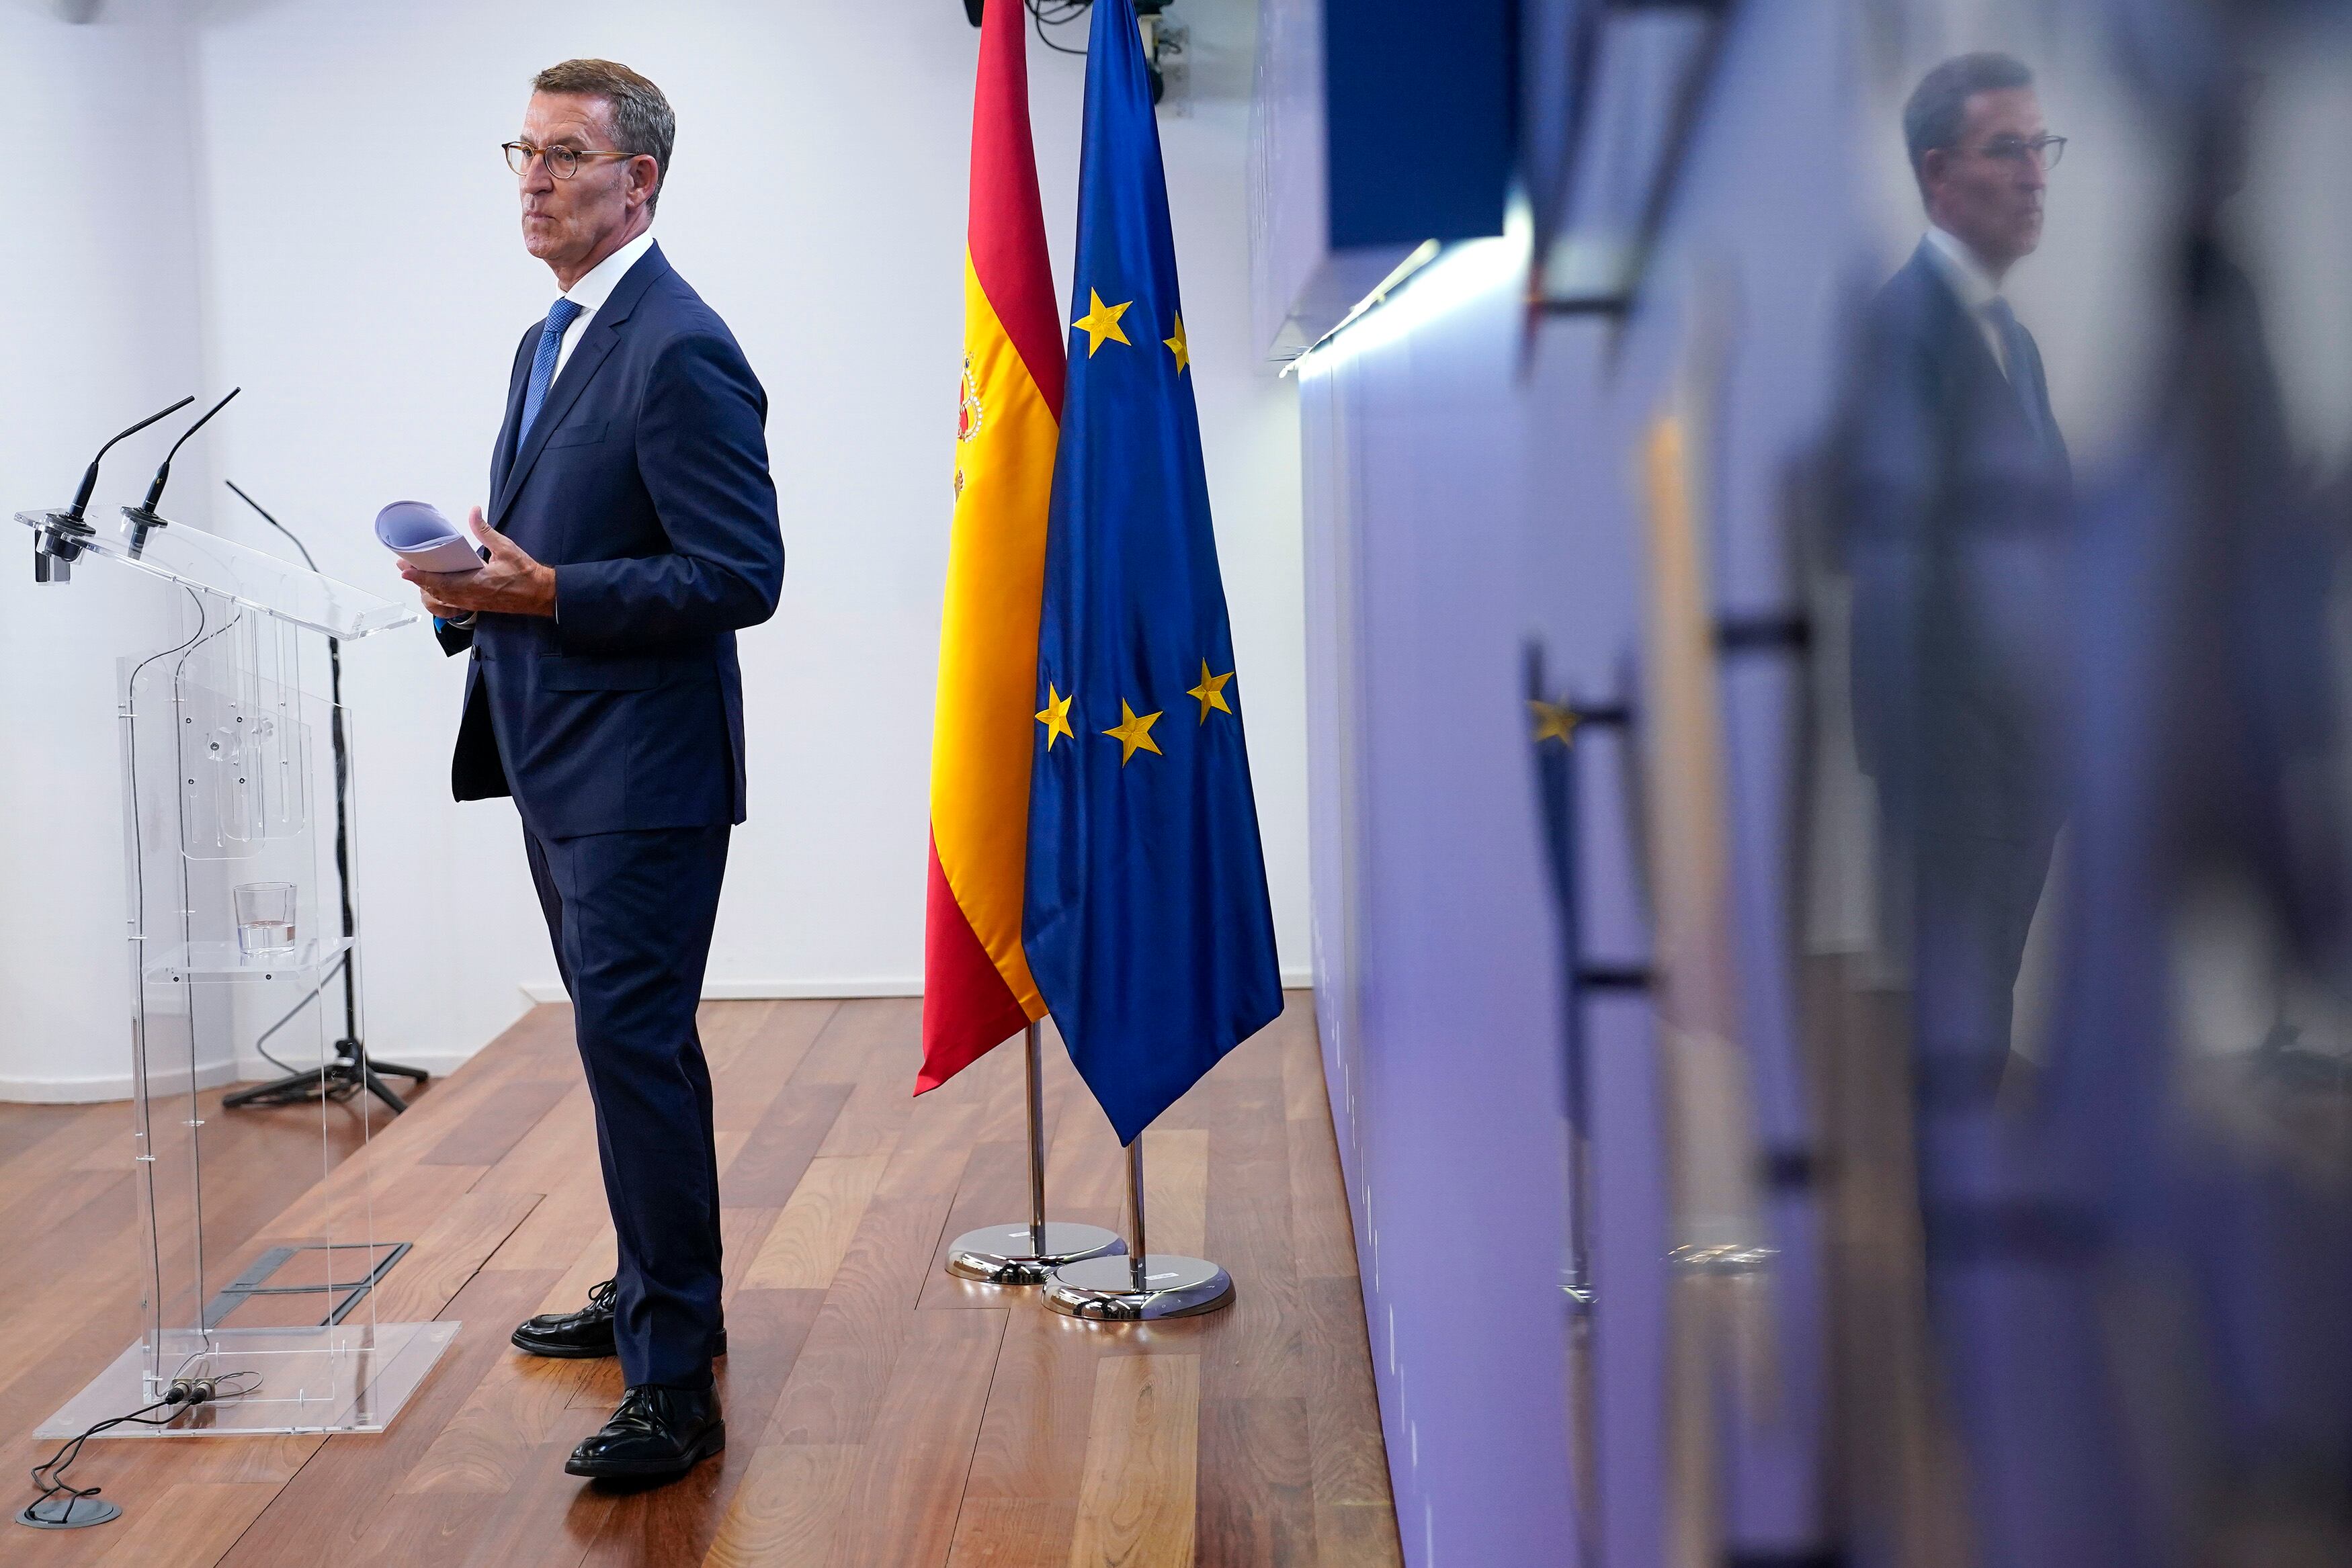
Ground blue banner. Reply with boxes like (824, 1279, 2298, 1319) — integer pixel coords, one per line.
(1022, 0, 1282, 1147)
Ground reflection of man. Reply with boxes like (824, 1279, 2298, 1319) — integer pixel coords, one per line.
(1843, 53, 2072, 1117)
(401, 59, 783, 1484)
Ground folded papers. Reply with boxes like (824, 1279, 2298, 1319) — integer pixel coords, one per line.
(374, 500, 483, 573)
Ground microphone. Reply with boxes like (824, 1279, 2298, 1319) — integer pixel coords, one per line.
(123, 388, 241, 555)
(127, 388, 240, 524)
(62, 396, 194, 527)
(33, 394, 194, 583)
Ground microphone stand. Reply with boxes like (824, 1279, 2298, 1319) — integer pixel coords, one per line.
(218, 480, 427, 1116)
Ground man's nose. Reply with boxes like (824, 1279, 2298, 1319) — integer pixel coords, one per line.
(2020, 154, 2048, 193)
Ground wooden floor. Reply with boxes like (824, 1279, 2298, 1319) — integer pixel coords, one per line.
(0, 993, 1402, 1567)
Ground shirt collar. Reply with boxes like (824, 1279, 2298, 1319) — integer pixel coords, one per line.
(1923, 226, 2003, 312)
(561, 227, 656, 314)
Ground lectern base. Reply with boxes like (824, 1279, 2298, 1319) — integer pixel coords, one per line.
(36, 1320, 459, 1439)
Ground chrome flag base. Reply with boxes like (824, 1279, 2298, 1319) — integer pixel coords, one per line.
(1043, 1252, 1235, 1321)
(939, 1023, 1126, 1287)
(1043, 1137, 1236, 1321)
(946, 1221, 1126, 1286)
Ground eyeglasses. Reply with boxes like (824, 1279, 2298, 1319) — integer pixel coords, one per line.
(1968, 133, 2067, 169)
(503, 140, 636, 179)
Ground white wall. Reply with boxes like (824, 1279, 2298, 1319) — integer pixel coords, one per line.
(2, 0, 1307, 1095)
(0, 1, 208, 1099)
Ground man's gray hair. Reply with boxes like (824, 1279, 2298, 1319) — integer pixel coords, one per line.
(533, 58, 675, 211)
(1904, 52, 2033, 187)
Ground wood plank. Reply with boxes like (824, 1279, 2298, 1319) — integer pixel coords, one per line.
(916, 1139, 1058, 1313)
(338, 1492, 509, 1567)
(700, 1442, 859, 1568)
(576, 1287, 831, 1564)
(445, 1440, 615, 1568)
(419, 1078, 575, 1168)
(1286, 1092, 1359, 1282)
(487, 1160, 620, 1274)
(697, 998, 782, 1074)
(807, 1014, 923, 1166)
(790, 998, 922, 1088)
(0, 993, 1401, 1567)
(401, 1344, 605, 1494)
(762, 1189, 958, 1446)
(946, 1498, 1079, 1568)
(87, 1480, 278, 1567)
(534, 1228, 619, 1317)
(741, 1154, 891, 1290)
(712, 1001, 844, 1132)
(1300, 1279, 1394, 1511)
(1197, 1397, 1315, 1567)
(1141, 1129, 1208, 1261)
(1312, 1501, 1406, 1568)
(1066, 1354, 1201, 1568)
(821, 1309, 1007, 1568)
(1200, 1070, 1305, 1405)
(259, 1159, 485, 1246)
(474, 1086, 596, 1197)
(723, 1082, 852, 1207)
(216, 1267, 560, 1566)
(364, 1188, 542, 1324)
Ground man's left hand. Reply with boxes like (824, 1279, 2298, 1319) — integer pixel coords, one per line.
(399, 506, 558, 619)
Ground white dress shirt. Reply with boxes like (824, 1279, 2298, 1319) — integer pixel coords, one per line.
(552, 226, 656, 378)
(1922, 226, 2012, 380)
(442, 228, 657, 631)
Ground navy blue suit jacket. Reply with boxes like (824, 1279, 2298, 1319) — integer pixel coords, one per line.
(439, 242, 784, 839)
(1839, 241, 2071, 832)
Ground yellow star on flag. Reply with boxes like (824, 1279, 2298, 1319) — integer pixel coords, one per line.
(1101, 700, 1163, 765)
(1164, 312, 1190, 374)
(1187, 660, 1233, 722)
(1036, 685, 1075, 750)
(1072, 290, 1133, 357)
(1529, 699, 1579, 747)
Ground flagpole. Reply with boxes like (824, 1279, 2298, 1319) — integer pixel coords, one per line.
(1027, 1022, 1050, 1254)
(1044, 1124, 1236, 1321)
(944, 1022, 1126, 1286)
(1124, 1138, 1147, 1291)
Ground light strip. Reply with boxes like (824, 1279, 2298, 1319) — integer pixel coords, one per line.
(1284, 201, 1531, 380)
(1278, 240, 1441, 378)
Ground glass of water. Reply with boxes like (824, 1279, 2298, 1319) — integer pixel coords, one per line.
(233, 882, 297, 959)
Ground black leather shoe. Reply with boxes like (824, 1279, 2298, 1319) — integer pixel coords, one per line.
(512, 1278, 618, 1359)
(563, 1384, 724, 1481)
(511, 1280, 727, 1360)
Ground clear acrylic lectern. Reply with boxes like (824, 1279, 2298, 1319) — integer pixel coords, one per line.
(17, 503, 458, 1438)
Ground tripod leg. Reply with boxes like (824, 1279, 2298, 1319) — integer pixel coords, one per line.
(334, 1038, 426, 1084)
(224, 1068, 333, 1110)
(361, 1065, 410, 1116)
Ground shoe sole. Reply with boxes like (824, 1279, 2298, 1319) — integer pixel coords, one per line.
(511, 1332, 727, 1360)
(563, 1422, 725, 1480)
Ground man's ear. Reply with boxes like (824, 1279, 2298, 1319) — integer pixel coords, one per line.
(1918, 148, 1948, 201)
(630, 155, 661, 211)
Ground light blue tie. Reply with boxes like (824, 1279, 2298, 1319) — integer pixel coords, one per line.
(519, 296, 585, 441)
(1983, 297, 2048, 448)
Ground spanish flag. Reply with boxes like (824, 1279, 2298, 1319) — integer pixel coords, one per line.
(919, 0, 1065, 1093)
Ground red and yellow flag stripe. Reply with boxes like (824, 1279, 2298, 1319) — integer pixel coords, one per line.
(919, 0, 1066, 1093)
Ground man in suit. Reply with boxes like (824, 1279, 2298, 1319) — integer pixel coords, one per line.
(401, 58, 783, 1484)
(1840, 54, 2072, 1168)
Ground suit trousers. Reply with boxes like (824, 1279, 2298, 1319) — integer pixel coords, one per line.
(522, 822, 730, 1389)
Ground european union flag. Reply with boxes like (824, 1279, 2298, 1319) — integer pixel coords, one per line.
(1022, 0, 1282, 1148)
